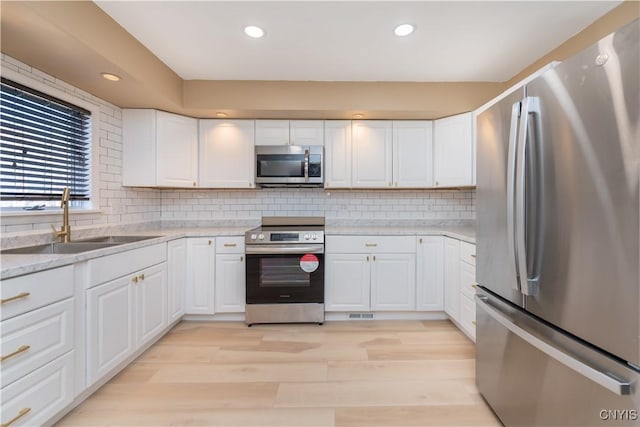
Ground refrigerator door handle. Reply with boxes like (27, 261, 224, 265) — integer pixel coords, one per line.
(476, 296, 633, 396)
(515, 96, 540, 296)
(507, 101, 521, 291)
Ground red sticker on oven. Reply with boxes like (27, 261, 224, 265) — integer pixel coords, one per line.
(300, 254, 319, 273)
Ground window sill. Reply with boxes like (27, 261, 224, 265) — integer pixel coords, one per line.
(0, 209, 103, 218)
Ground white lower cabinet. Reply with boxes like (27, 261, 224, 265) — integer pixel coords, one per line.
(185, 238, 215, 315)
(87, 262, 167, 386)
(87, 275, 134, 384)
(0, 352, 74, 427)
(443, 237, 477, 341)
(325, 254, 371, 311)
(167, 239, 186, 323)
(443, 237, 460, 319)
(325, 236, 416, 312)
(214, 237, 246, 313)
(416, 236, 444, 311)
(136, 264, 168, 347)
(371, 254, 416, 311)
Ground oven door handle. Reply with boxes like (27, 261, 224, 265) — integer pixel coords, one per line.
(246, 245, 324, 255)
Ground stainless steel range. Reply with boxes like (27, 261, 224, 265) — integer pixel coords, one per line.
(244, 217, 325, 326)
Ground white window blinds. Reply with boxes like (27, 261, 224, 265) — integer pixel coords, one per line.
(0, 77, 91, 201)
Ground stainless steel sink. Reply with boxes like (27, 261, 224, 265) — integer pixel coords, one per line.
(1, 242, 122, 255)
(75, 235, 162, 244)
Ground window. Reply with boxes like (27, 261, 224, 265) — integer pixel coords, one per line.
(0, 77, 91, 209)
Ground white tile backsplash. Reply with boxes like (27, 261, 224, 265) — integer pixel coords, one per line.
(0, 54, 475, 237)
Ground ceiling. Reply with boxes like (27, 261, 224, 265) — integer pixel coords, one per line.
(95, 1, 621, 82)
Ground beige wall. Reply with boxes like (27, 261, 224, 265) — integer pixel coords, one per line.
(1, 1, 638, 119)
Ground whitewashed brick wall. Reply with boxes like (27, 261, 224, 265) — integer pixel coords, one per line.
(161, 188, 475, 220)
(0, 54, 161, 233)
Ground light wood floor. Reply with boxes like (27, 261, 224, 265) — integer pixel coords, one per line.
(56, 320, 501, 427)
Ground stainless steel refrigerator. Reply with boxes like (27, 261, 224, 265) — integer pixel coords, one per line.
(475, 19, 639, 426)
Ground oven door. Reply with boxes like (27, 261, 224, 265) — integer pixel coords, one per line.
(246, 244, 324, 304)
(255, 145, 323, 186)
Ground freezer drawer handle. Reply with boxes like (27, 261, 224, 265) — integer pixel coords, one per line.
(476, 296, 632, 396)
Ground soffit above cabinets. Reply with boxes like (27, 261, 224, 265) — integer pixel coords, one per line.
(94, 1, 620, 82)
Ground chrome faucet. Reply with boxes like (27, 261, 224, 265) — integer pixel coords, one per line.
(52, 187, 71, 243)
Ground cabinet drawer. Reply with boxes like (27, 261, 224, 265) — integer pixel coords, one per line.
(0, 351, 74, 427)
(459, 260, 477, 301)
(215, 237, 244, 254)
(460, 294, 476, 341)
(1, 266, 73, 321)
(326, 236, 416, 254)
(1, 299, 74, 387)
(88, 243, 166, 288)
(459, 241, 476, 265)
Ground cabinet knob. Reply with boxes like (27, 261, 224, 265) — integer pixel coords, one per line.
(208, 240, 212, 245)
(132, 276, 138, 283)
(193, 182, 196, 187)
(435, 180, 439, 187)
(472, 320, 477, 325)
(366, 256, 369, 261)
(419, 238, 423, 244)
(395, 182, 398, 187)
(373, 256, 376, 261)
(240, 256, 244, 262)
(388, 182, 392, 187)
(139, 274, 145, 280)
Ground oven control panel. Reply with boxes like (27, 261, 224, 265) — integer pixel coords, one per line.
(245, 228, 324, 244)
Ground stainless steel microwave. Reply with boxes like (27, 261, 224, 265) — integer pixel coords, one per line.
(255, 145, 323, 187)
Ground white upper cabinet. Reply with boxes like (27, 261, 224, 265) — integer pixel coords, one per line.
(255, 120, 324, 146)
(199, 120, 255, 188)
(393, 121, 434, 188)
(289, 120, 324, 146)
(433, 112, 474, 187)
(324, 120, 352, 188)
(352, 120, 393, 188)
(255, 120, 290, 145)
(123, 109, 198, 187)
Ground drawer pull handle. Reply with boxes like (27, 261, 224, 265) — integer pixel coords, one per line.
(1, 345, 30, 362)
(1, 292, 31, 305)
(471, 284, 478, 289)
(224, 243, 237, 247)
(1, 407, 31, 427)
(471, 254, 476, 258)
(365, 243, 377, 247)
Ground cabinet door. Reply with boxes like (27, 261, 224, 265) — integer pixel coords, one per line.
(324, 121, 352, 188)
(371, 253, 416, 311)
(214, 254, 246, 313)
(416, 236, 444, 311)
(86, 276, 134, 385)
(199, 120, 255, 188)
(393, 121, 433, 187)
(185, 238, 215, 315)
(289, 120, 324, 146)
(325, 253, 371, 311)
(352, 121, 392, 188)
(136, 263, 167, 347)
(122, 109, 157, 186)
(255, 120, 289, 145)
(433, 112, 473, 187)
(167, 239, 186, 323)
(156, 111, 198, 187)
(443, 238, 460, 320)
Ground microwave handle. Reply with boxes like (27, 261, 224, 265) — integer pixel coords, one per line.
(304, 149, 309, 182)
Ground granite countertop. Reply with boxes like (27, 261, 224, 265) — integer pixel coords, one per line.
(1, 221, 475, 280)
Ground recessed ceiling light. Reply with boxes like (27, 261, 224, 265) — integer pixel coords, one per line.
(101, 72, 121, 82)
(353, 114, 364, 119)
(394, 24, 414, 37)
(244, 26, 265, 38)
(216, 112, 228, 117)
